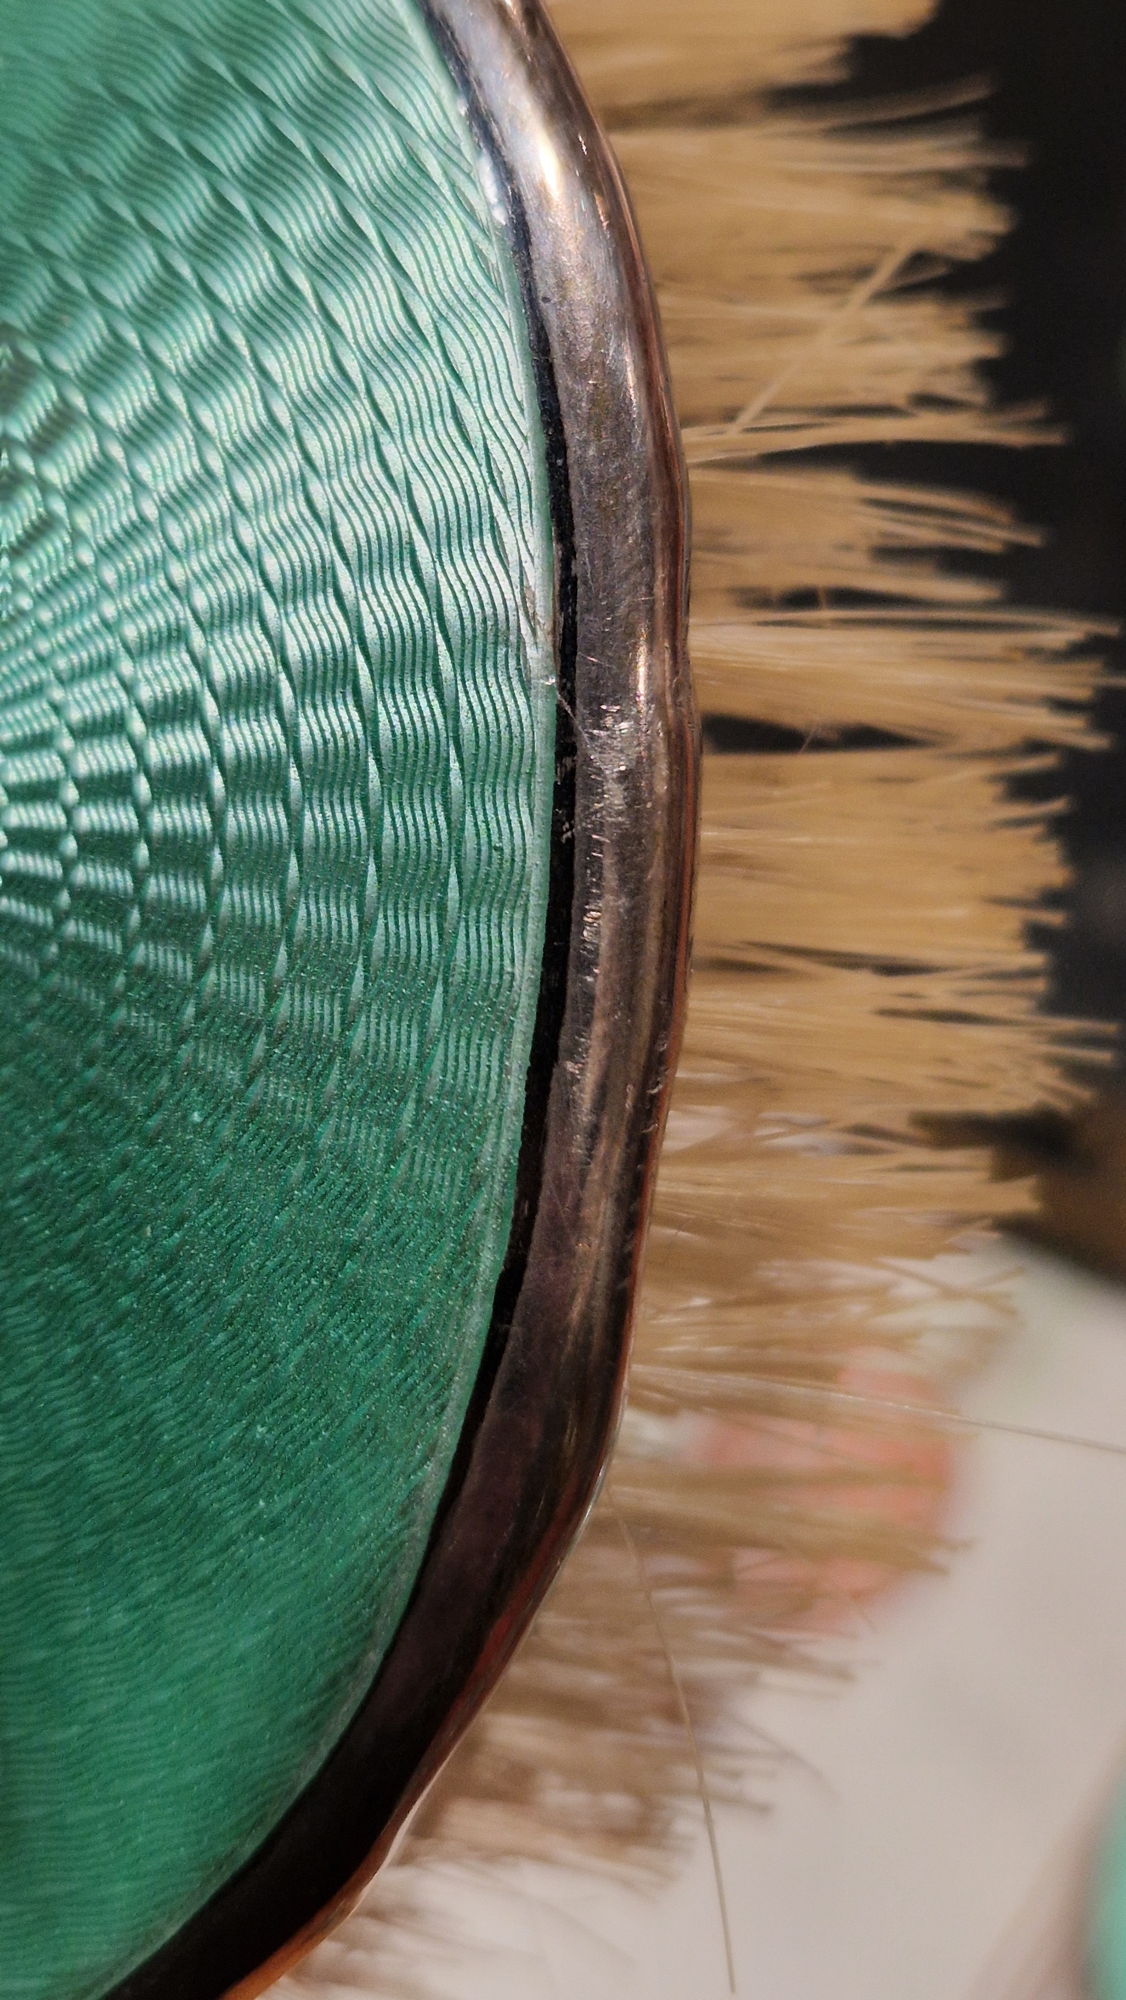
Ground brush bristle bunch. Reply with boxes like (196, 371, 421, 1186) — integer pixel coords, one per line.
(283, 1, 1110, 1991)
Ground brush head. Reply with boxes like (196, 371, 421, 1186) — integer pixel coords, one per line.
(0, 1, 694, 1994)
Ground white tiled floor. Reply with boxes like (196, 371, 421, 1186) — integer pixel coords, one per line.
(370, 1244, 1126, 2000)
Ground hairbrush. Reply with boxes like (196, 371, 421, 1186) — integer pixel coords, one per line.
(6, 0, 1124, 1995)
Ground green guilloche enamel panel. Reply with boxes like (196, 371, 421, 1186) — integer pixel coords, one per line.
(0, 0, 555, 1991)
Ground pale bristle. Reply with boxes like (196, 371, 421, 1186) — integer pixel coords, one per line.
(543, 0, 936, 109)
(282, 2, 1110, 1991)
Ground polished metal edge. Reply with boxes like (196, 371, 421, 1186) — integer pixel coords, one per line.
(111, 3, 695, 1992)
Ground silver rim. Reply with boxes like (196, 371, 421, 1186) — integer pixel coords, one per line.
(109, 4, 694, 1991)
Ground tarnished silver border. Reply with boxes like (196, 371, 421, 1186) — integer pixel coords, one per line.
(111, 4, 694, 1993)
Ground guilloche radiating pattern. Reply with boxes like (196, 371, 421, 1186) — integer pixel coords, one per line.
(0, 0, 555, 1993)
